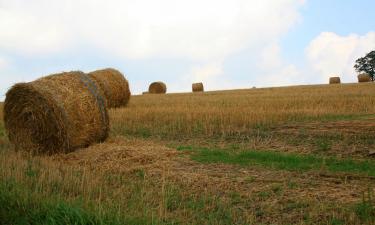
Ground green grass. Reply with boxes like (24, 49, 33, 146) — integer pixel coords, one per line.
(0, 178, 151, 225)
(177, 146, 375, 177)
(354, 189, 375, 223)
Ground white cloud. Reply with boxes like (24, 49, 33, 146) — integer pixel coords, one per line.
(0, 5, 71, 55)
(0, 0, 304, 61)
(0, 56, 7, 69)
(306, 32, 375, 83)
(255, 42, 302, 87)
(259, 42, 283, 70)
(190, 63, 224, 83)
(0, 0, 306, 95)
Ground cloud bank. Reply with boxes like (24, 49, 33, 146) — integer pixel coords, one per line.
(0, 0, 306, 95)
(306, 32, 375, 83)
(0, 0, 305, 60)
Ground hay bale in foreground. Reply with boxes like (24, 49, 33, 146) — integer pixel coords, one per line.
(192, 82, 204, 92)
(88, 68, 131, 108)
(358, 73, 371, 83)
(329, 77, 341, 84)
(149, 82, 167, 94)
(4, 71, 109, 154)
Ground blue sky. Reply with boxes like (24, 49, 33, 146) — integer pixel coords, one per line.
(0, 0, 374, 100)
(282, 0, 375, 61)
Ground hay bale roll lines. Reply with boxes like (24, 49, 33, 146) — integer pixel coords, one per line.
(329, 77, 341, 84)
(88, 68, 131, 108)
(358, 73, 371, 83)
(192, 83, 204, 92)
(4, 71, 109, 154)
(149, 82, 167, 94)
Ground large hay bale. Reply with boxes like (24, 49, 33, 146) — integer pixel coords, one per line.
(329, 77, 341, 84)
(149, 82, 167, 94)
(358, 73, 371, 83)
(4, 71, 109, 154)
(88, 68, 131, 108)
(192, 82, 204, 92)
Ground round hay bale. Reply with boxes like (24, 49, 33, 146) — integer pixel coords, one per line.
(329, 77, 341, 84)
(4, 71, 109, 155)
(142, 91, 149, 95)
(358, 73, 371, 83)
(88, 68, 131, 108)
(149, 82, 167, 94)
(192, 82, 204, 92)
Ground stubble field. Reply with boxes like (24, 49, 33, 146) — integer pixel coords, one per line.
(1, 82, 375, 224)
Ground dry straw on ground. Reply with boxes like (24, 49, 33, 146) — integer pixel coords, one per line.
(329, 77, 341, 84)
(88, 68, 131, 108)
(192, 83, 204, 92)
(149, 82, 167, 94)
(4, 71, 109, 155)
(358, 73, 371, 83)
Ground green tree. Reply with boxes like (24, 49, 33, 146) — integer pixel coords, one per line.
(354, 51, 375, 81)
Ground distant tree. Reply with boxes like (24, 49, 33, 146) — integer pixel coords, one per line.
(354, 50, 375, 81)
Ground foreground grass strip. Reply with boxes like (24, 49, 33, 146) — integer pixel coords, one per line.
(178, 146, 375, 177)
(0, 179, 147, 225)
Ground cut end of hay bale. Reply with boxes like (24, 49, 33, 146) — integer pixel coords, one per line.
(148, 82, 167, 94)
(88, 68, 131, 108)
(329, 77, 341, 84)
(358, 73, 371, 83)
(192, 82, 204, 92)
(4, 71, 109, 155)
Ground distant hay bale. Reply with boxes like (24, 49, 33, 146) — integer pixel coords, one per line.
(192, 83, 204, 92)
(142, 91, 149, 95)
(149, 82, 167, 94)
(358, 73, 371, 83)
(4, 71, 109, 155)
(329, 77, 341, 84)
(88, 68, 131, 108)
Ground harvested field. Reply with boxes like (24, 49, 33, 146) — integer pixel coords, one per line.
(1, 83, 375, 224)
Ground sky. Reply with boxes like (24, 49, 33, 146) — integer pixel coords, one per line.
(0, 0, 375, 99)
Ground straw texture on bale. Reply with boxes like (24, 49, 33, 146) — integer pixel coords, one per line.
(329, 77, 341, 84)
(149, 82, 167, 94)
(88, 68, 131, 108)
(358, 73, 371, 83)
(192, 83, 204, 92)
(4, 71, 109, 155)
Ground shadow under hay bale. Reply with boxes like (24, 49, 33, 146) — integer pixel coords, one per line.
(88, 68, 131, 108)
(149, 82, 167, 94)
(358, 73, 372, 83)
(4, 71, 109, 155)
(192, 82, 204, 92)
(329, 77, 341, 84)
